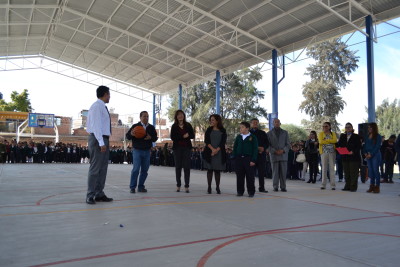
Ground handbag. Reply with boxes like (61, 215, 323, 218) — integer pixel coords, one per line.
(296, 153, 306, 163)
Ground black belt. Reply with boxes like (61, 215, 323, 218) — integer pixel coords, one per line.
(239, 154, 250, 158)
(90, 133, 109, 139)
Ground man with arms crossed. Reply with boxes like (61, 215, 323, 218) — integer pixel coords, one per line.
(250, 118, 269, 192)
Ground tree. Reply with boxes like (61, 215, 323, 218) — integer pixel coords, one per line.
(299, 38, 359, 131)
(0, 89, 32, 112)
(375, 98, 400, 138)
(281, 124, 308, 142)
(168, 67, 268, 144)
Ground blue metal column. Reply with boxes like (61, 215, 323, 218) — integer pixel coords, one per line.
(366, 15, 376, 122)
(153, 94, 156, 127)
(216, 70, 221, 115)
(272, 49, 278, 115)
(178, 84, 183, 110)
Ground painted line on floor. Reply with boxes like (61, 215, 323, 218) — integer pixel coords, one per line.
(0, 196, 277, 217)
(196, 229, 400, 267)
(29, 214, 397, 267)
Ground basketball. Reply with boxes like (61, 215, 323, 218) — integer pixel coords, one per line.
(133, 125, 146, 138)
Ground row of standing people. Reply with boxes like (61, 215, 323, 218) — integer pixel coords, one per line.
(0, 140, 89, 163)
(305, 122, 399, 193)
(84, 85, 400, 204)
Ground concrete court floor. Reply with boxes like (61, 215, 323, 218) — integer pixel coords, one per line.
(0, 163, 399, 267)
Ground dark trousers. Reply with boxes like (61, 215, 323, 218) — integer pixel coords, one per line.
(336, 158, 343, 180)
(342, 160, 360, 191)
(235, 156, 255, 195)
(308, 154, 319, 182)
(384, 161, 394, 180)
(255, 153, 267, 190)
(174, 147, 191, 188)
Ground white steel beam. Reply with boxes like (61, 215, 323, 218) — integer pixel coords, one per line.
(63, 6, 219, 71)
(315, 0, 369, 37)
(348, 0, 372, 16)
(56, 22, 207, 80)
(130, 0, 274, 63)
(173, 0, 277, 50)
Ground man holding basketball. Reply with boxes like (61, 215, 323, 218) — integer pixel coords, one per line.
(126, 111, 158, 193)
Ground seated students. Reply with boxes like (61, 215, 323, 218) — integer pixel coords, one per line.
(233, 122, 258, 197)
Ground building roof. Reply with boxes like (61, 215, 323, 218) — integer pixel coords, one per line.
(1, 0, 400, 95)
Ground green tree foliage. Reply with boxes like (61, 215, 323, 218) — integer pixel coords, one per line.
(375, 98, 400, 138)
(299, 38, 359, 131)
(168, 68, 268, 144)
(0, 89, 32, 112)
(281, 124, 308, 142)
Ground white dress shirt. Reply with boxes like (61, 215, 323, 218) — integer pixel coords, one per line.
(86, 99, 111, 147)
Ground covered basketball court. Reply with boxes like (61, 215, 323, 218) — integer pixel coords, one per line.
(0, 163, 399, 266)
(1, 0, 400, 266)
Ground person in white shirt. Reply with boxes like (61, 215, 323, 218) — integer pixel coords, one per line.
(85, 86, 113, 205)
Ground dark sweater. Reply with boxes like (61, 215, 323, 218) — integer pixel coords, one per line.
(126, 122, 158, 150)
(170, 123, 195, 150)
(232, 134, 259, 163)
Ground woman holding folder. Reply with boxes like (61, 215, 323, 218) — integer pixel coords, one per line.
(337, 123, 361, 192)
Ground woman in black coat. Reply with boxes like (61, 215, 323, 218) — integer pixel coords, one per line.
(337, 122, 361, 192)
(305, 131, 319, 183)
(170, 110, 195, 193)
(203, 114, 227, 194)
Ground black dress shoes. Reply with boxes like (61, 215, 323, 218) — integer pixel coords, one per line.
(281, 189, 287, 192)
(95, 195, 113, 202)
(236, 193, 243, 197)
(86, 197, 95, 204)
(130, 189, 136, 193)
(248, 194, 254, 198)
(259, 189, 269, 193)
(138, 188, 148, 193)
(273, 188, 278, 192)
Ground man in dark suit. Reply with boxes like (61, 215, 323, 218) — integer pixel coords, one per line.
(267, 119, 291, 192)
(250, 118, 269, 192)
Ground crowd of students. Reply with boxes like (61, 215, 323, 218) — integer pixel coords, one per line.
(0, 140, 88, 163)
(1, 117, 399, 196)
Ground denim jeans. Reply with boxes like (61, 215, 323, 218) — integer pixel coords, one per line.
(130, 148, 151, 189)
(367, 152, 382, 186)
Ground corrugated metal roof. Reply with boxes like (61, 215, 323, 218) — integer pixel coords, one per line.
(1, 0, 400, 95)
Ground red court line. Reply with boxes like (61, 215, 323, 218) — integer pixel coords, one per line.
(196, 229, 400, 267)
(264, 193, 400, 216)
(0, 193, 230, 209)
(36, 190, 86, 206)
(29, 214, 397, 267)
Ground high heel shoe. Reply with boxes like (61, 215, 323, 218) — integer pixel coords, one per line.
(207, 186, 211, 194)
(306, 180, 311, 183)
(216, 187, 221, 194)
(176, 187, 180, 192)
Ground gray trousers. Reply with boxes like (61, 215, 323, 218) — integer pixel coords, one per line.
(87, 135, 109, 198)
(271, 161, 287, 190)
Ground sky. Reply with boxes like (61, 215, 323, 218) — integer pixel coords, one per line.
(0, 18, 399, 129)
